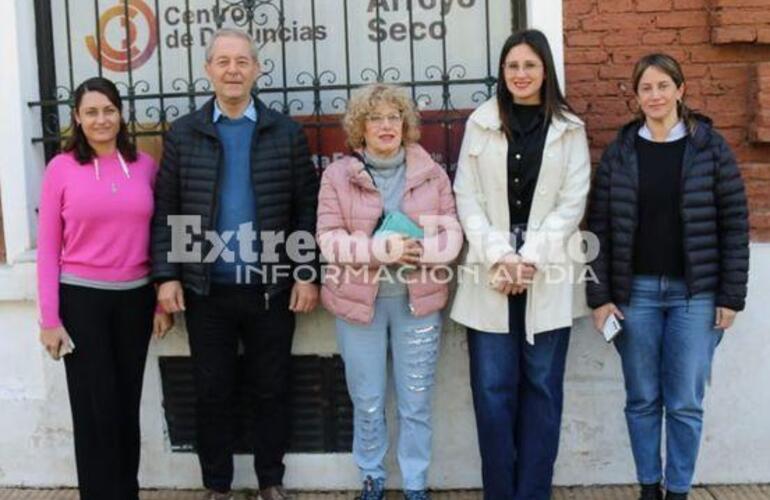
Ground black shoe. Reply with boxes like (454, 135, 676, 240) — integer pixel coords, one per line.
(665, 492, 688, 500)
(640, 483, 663, 500)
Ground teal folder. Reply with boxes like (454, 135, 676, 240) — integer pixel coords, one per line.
(373, 211, 424, 239)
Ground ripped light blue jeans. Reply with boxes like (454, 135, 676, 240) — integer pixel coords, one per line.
(336, 294, 441, 490)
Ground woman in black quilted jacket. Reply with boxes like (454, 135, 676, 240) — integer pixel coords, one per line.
(587, 53, 749, 500)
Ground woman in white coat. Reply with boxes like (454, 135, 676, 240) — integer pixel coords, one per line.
(450, 29, 591, 500)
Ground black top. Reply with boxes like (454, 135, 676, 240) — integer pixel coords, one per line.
(505, 103, 549, 225)
(633, 135, 687, 277)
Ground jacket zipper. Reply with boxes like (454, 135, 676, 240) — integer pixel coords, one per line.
(679, 141, 694, 299)
(205, 139, 224, 294)
(621, 143, 639, 303)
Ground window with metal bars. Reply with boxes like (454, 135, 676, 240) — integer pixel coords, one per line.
(30, 0, 525, 171)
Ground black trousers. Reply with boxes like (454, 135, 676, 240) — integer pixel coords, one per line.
(184, 286, 295, 492)
(60, 284, 155, 500)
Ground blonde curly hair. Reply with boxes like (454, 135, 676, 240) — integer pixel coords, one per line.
(342, 83, 421, 150)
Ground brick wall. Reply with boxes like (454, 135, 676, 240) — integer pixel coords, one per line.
(564, 0, 770, 240)
(710, 0, 770, 45)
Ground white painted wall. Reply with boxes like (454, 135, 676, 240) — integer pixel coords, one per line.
(527, 0, 566, 89)
(0, 0, 45, 265)
(2, 245, 770, 489)
(2, 0, 769, 491)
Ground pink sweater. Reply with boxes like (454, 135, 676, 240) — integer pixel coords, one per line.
(37, 151, 157, 329)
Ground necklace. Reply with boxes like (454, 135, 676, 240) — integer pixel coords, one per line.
(93, 152, 130, 194)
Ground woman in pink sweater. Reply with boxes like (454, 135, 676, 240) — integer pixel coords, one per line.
(37, 77, 173, 500)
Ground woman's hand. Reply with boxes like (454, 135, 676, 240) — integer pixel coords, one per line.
(715, 307, 737, 330)
(397, 238, 422, 266)
(153, 312, 174, 339)
(39, 326, 72, 360)
(490, 253, 536, 295)
(385, 235, 422, 266)
(592, 302, 624, 332)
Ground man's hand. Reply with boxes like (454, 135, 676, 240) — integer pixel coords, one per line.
(158, 280, 185, 313)
(290, 282, 319, 313)
(153, 313, 175, 339)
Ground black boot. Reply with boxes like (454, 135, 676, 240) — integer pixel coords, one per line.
(640, 483, 663, 500)
(665, 492, 688, 500)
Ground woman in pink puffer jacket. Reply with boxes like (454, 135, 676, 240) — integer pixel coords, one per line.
(316, 84, 462, 500)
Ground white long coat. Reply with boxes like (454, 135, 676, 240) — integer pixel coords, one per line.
(450, 98, 592, 343)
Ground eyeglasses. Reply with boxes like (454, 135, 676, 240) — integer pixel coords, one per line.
(502, 61, 543, 75)
(367, 114, 403, 126)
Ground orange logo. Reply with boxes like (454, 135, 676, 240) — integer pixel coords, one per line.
(86, 0, 158, 72)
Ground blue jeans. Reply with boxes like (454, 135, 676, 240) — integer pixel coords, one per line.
(468, 295, 571, 500)
(336, 294, 441, 490)
(616, 276, 723, 494)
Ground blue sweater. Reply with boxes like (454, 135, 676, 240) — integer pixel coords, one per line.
(210, 114, 259, 284)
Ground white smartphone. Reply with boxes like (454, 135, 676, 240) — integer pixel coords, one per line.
(602, 313, 622, 343)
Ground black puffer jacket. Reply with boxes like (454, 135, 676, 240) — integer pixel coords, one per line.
(151, 95, 320, 296)
(587, 116, 749, 311)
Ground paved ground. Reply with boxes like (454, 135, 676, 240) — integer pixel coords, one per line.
(1, 485, 769, 499)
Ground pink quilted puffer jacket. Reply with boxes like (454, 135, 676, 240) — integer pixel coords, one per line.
(316, 144, 463, 325)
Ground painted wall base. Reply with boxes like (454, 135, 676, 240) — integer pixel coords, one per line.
(1, 245, 768, 489)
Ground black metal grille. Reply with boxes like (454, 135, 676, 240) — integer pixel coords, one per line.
(30, 0, 525, 171)
(31, 0, 526, 451)
(159, 355, 353, 453)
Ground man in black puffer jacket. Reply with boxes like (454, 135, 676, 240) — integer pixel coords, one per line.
(151, 28, 318, 500)
(587, 114, 749, 312)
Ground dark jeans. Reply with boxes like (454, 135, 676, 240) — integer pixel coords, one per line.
(468, 294, 571, 500)
(185, 286, 295, 493)
(60, 283, 155, 500)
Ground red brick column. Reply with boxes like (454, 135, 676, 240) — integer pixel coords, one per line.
(750, 62, 770, 143)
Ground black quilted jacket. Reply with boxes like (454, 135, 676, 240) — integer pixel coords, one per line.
(587, 116, 749, 311)
(151, 95, 320, 296)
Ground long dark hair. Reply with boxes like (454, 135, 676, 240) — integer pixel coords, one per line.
(63, 77, 137, 164)
(496, 29, 575, 138)
(632, 53, 697, 134)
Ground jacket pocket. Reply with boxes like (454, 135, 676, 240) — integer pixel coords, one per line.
(468, 134, 490, 157)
